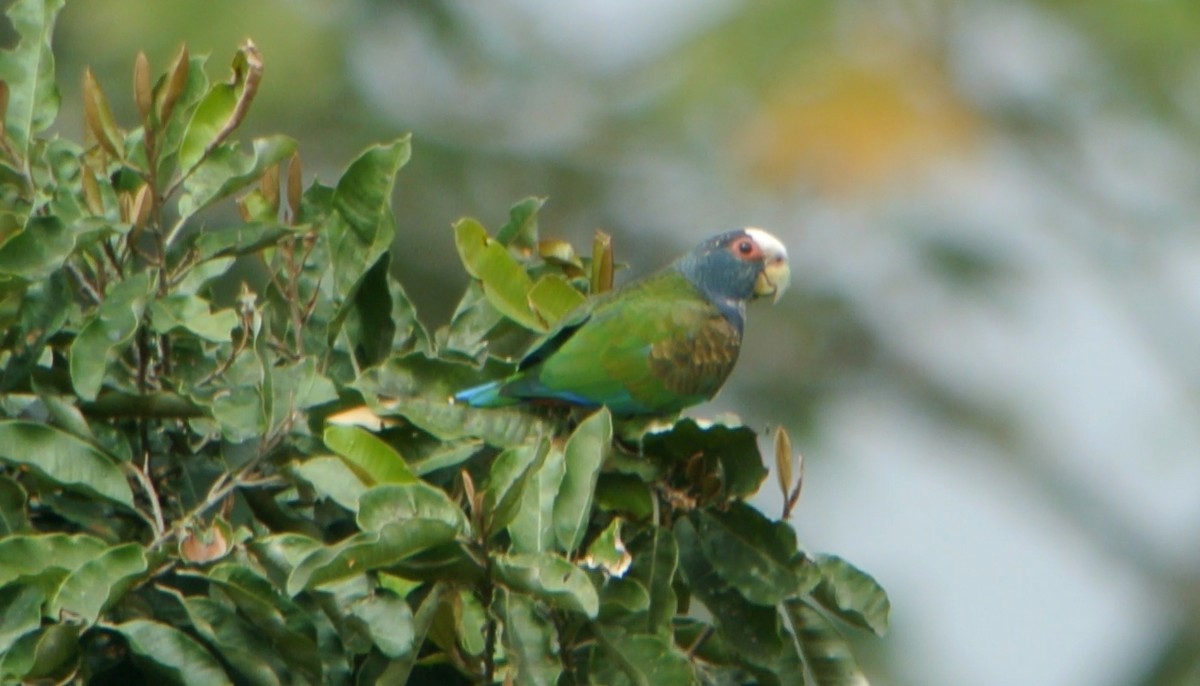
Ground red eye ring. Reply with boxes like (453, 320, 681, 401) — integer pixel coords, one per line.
(737, 240, 753, 255)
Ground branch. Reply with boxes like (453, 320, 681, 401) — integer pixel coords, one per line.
(81, 391, 206, 419)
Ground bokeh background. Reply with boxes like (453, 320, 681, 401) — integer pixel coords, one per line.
(40, 1, 1200, 684)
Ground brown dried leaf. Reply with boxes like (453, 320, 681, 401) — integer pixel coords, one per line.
(81, 166, 104, 215)
(118, 191, 132, 223)
(133, 51, 152, 124)
(83, 68, 123, 159)
(774, 425, 793, 503)
(591, 229, 613, 294)
(131, 184, 153, 229)
(157, 43, 190, 124)
(260, 162, 280, 216)
(286, 151, 302, 223)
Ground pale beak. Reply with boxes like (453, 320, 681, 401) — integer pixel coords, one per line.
(743, 228, 791, 303)
(754, 256, 790, 303)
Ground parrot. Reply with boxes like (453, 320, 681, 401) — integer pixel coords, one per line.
(453, 227, 790, 416)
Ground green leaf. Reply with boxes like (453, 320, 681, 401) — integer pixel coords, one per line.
(345, 253, 427, 368)
(494, 196, 544, 250)
(354, 354, 553, 446)
(169, 590, 291, 686)
(528, 273, 586, 326)
(0, 476, 30, 535)
(410, 438, 484, 476)
(356, 482, 468, 533)
(643, 419, 767, 499)
(0, 0, 64, 156)
(0, 623, 80, 682)
(155, 54, 210, 185)
(811, 555, 890, 636)
(178, 135, 297, 220)
(287, 519, 461, 595)
(509, 441, 565, 554)
(289, 456, 368, 511)
(324, 425, 418, 486)
(270, 357, 337, 417)
(247, 533, 324, 585)
(0, 422, 134, 508)
(198, 343, 267, 442)
(483, 438, 548, 535)
(69, 272, 153, 401)
(327, 138, 410, 310)
(595, 473, 654, 520)
(784, 600, 870, 686)
(0, 583, 44, 655)
(592, 627, 698, 686)
(494, 552, 599, 618)
(35, 388, 95, 443)
(454, 217, 544, 331)
(349, 592, 415, 659)
(626, 525, 678, 636)
(583, 517, 632, 577)
(174, 258, 235, 295)
(554, 408, 611, 554)
(367, 583, 445, 684)
(0, 271, 69, 392)
(49, 543, 147, 624)
(675, 517, 786, 670)
(201, 564, 322, 683)
(598, 578, 650, 621)
(498, 589, 562, 686)
(437, 282, 505, 362)
(691, 503, 810, 606)
(190, 222, 300, 262)
(115, 619, 231, 686)
(451, 586, 487, 657)
(0, 216, 74, 280)
(149, 294, 238, 343)
(177, 64, 237, 173)
(210, 385, 266, 443)
(0, 533, 108, 587)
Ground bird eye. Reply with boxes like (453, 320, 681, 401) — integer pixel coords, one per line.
(737, 240, 753, 255)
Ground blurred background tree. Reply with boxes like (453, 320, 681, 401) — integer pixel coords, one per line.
(36, 1, 1200, 684)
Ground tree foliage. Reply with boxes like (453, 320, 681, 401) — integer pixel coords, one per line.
(0, 1, 887, 684)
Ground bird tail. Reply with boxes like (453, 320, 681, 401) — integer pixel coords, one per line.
(453, 380, 510, 408)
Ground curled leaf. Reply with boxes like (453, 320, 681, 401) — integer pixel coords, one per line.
(177, 41, 263, 175)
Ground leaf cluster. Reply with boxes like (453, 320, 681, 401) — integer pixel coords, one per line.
(0, 1, 888, 684)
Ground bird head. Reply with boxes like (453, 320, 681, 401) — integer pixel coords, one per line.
(678, 227, 791, 306)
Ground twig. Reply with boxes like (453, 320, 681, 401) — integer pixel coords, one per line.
(128, 459, 165, 536)
(194, 323, 250, 388)
(65, 262, 104, 305)
(685, 625, 714, 658)
(149, 463, 253, 551)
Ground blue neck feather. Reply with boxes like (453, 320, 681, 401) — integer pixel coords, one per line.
(676, 239, 758, 333)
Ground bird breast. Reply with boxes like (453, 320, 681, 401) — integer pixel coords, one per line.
(647, 314, 741, 397)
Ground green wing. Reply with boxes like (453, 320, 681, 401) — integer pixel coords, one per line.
(522, 270, 742, 415)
